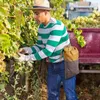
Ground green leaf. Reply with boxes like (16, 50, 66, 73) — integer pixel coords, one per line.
(0, 6, 9, 17)
(14, 6, 25, 28)
(4, 19, 11, 29)
(0, 20, 4, 30)
(79, 41, 86, 47)
(0, 83, 5, 90)
(0, 34, 10, 41)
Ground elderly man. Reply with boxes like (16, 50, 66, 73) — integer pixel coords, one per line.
(18, 0, 78, 100)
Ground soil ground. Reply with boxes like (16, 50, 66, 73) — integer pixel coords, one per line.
(0, 73, 100, 100)
(60, 73, 100, 100)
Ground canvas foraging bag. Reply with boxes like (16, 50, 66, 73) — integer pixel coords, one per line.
(63, 45, 80, 79)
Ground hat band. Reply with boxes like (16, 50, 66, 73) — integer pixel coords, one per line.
(33, 6, 50, 9)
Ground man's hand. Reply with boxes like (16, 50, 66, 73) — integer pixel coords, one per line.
(17, 53, 35, 62)
(17, 53, 27, 62)
(18, 47, 33, 54)
(19, 48, 26, 54)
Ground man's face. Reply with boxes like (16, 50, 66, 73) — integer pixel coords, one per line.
(33, 9, 46, 24)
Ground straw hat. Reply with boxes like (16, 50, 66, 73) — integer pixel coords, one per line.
(30, 0, 51, 10)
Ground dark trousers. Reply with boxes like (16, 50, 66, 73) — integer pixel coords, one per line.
(47, 61, 78, 100)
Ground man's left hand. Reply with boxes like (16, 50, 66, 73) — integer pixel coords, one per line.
(17, 53, 35, 62)
(17, 53, 27, 62)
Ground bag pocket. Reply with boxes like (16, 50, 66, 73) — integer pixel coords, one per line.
(64, 60, 79, 79)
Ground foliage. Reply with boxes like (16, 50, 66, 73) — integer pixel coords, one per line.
(0, 0, 38, 57)
(0, 0, 39, 99)
(72, 11, 100, 28)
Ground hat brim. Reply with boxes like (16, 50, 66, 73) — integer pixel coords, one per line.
(29, 6, 51, 11)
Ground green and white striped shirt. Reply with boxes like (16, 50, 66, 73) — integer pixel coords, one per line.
(31, 17, 70, 63)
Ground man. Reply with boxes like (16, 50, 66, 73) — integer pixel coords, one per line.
(18, 0, 78, 100)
